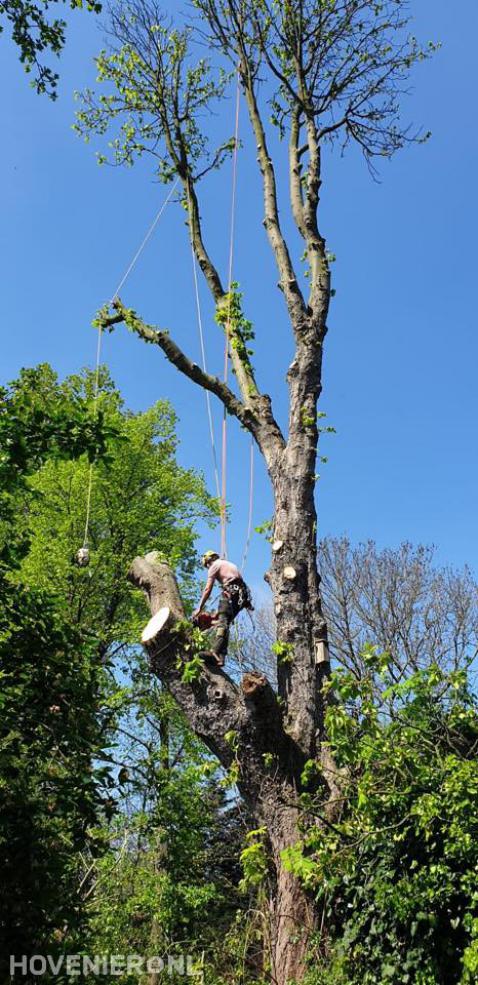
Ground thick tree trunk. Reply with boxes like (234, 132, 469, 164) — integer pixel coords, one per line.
(128, 552, 319, 985)
(105, 24, 337, 975)
(266, 804, 315, 984)
(269, 461, 330, 749)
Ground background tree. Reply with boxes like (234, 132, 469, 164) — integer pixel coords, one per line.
(84, 685, 254, 984)
(235, 538, 478, 694)
(294, 658, 478, 985)
(0, 364, 113, 975)
(0, 364, 216, 978)
(76, 1, 438, 979)
(17, 364, 216, 654)
(320, 537, 478, 684)
(1, 0, 101, 97)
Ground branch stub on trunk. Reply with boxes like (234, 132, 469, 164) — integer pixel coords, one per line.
(242, 671, 267, 698)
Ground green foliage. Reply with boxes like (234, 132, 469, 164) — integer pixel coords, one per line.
(272, 640, 294, 664)
(222, 729, 241, 789)
(301, 407, 316, 428)
(225, 729, 239, 752)
(0, 580, 111, 970)
(289, 657, 478, 984)
(194, 0, 438, 167)
(76, 0, 439, 192)
(317, 411, 336, 435)
(0, 365, 116, 973)
(15, 364, 216, 646)
(254, 518, 274, 542)
(176, 623, 215, 682)
(83, 668, 254, 983)
(215, 284, 256, 367)
(1, 0, 101, 97)
(88, 764, 230, 948)
(0, 363, 115, 567)
(0, 363, 217, 976)
(240, 827, 269, 891)
(74, 7, 233, 182)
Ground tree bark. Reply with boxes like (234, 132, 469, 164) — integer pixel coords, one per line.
(128, 551, 319, 985)
(269, 812, 315, 985)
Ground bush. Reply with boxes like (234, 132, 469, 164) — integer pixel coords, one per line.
(286, 654, 478, 985)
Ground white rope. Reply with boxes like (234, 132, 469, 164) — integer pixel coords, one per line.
(241, 437, 254, 573)
(220, 70, 242, 560)
(187, 193, 222, 505)
(110, 180, 179, 304)
(81, 321, 103, 549)
(186, 78, 255, 574)
(81, 180, 179, 549)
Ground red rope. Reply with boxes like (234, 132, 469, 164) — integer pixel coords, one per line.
(188, 72, 254, 571)
(188, 187, 222, 505)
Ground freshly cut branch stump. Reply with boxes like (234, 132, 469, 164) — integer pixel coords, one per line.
(141, 606, 175, 645)
(242, 671, 267, 698)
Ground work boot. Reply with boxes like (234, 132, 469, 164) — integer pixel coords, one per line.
(200, 650, 224, 668)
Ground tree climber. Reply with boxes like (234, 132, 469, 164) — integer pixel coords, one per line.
(192, 551, 253, 665)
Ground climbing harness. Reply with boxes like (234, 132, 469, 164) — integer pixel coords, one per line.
(77, 180, 179, 566)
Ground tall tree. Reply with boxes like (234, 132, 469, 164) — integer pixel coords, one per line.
(0, 364, 215, 976)
(76, 2, 437, 978)
(0, 364, 112, 973)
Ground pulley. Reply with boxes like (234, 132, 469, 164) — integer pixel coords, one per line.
(75, 546, 90, 567)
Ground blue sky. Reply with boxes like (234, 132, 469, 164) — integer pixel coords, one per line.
(1, 0, 477, 597)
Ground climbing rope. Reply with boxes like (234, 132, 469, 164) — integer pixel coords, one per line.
(220, 69, 242, 559)
(79, 180, 179, 563)
(241, 438, 254, 573)
(187, 191, 222, 506)
(81, 74, 254, 574)
(187, 70, 253, 569)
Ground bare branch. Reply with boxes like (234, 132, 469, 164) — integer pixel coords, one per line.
(108, 299, 256, 431)
(289, 105, 307, 241)
(240, 59, 308, 327)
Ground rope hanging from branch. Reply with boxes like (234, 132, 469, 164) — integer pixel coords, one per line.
(187, 71, 255, 572)
(79, 73, 255, 575)
(187, 188, 222, 507)
(77, 180, 179, 566)
(221, 69, 242, 560)
(241, 437, 254, 573)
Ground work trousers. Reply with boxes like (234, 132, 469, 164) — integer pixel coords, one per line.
(212, 580, 250, 657)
